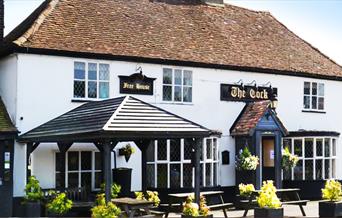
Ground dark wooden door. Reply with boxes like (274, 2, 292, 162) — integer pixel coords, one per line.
(262, 137, 275, 182)
(0, 140, 14, 217)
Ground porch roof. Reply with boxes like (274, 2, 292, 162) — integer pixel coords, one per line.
(230, 100, 288, 136)
(19, 96, 212, 143)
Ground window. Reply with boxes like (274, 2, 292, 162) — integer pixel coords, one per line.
(283, 137, 337, 180)
(303, 82, 324, 111)
(55, 151, 102, 191)
(163, 68, 192, 103)
(146, 137, 219, 188)
(73, 62, 110, 99)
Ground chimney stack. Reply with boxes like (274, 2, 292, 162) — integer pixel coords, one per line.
(201, 0, 224, 6)
(0, 0, 3, 41)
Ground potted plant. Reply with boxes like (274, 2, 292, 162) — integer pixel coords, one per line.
(281, 147, 299, 170)
(182, 195, 212, 218)
(135, 190, 161, 207)
(23, 176, 44, 217)
(46, 192, 73, 217)
(91, 193, 121, 218)
(119, 144, 136, 162)
(255, 180, 283, 218)
(239, 183, 255, 198)
(319, 179, 342, 217)
(236, 147, 259, 171)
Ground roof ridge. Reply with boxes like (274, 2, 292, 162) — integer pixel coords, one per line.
(102, 95, 129, 130)
(266, 13, 342, 72)
(13, 0, 59, 46)
(224, 2, 271, 15)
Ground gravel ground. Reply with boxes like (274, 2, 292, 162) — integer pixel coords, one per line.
(166, 201, 319, 218)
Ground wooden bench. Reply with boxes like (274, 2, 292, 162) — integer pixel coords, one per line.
(242, 188, 308, 217)
(43, 187, 95, 208)
(165, 191, 234, 218)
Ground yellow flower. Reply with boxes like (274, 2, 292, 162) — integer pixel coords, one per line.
(257, 180, 281, 209)
(322, 179, 342, 201)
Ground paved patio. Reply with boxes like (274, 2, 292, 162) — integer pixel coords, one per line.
(167, 200, 319, 218)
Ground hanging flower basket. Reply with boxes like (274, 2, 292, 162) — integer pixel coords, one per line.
(236, 147, 259, 171)
(281, 147, 299, 170)
(118, 144, 136, 162)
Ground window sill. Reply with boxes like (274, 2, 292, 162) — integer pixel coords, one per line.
(302, 110, 326, 114)
(158, 101, 194, 106)
(71, 98, 103, 103)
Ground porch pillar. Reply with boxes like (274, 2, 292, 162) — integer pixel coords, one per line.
(103, 142, 112, 203)
(57, 142, 73, 190)
(134, 140, 152, 192)
(254, 131, 262, 190)
(26, 142, 41, 182)
(275, 131, 282, 189)
(26, 142, 33, 182)
(194, 138, 202, 205)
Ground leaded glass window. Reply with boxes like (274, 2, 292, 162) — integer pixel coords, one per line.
(283, 137, 337, 181)
(146, 138, 219, 188)
(303, 81, 325, 111)
(56, 151, 102, 191)
(162, 68, 193, 103)
(73, 62, 110, 99)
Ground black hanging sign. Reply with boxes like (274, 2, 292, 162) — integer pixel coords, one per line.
(119, 73, 156, 95)
(220, 84, 277, 102)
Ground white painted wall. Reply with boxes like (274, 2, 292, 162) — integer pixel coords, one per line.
(5, 53, 342, 196)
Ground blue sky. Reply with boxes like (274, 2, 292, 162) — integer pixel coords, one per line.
(4, 0, 342, 65)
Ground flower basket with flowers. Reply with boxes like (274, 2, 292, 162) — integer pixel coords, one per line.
(236, 147, 259, 171)
(281, 147, 299, 170)
(255, 180, 283, 218)
(119, 144, 136, 162)
(182, 195, 212, 218)
(239, 183, 255, 198)
(319, 179, 342, 217)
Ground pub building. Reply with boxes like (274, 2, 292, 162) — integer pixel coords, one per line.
(0, 0, 341, 215)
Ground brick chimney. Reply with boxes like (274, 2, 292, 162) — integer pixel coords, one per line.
(0, 0, 3, 41)
(201, 0, 224, 6)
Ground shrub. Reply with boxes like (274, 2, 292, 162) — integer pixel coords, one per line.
(239, 183, 255, 197)
(91, 202, 121, 218)
(46, 193, 73, 215)
(257, 180, 281, 209)
(92, 193, 121, 218)
(236, 147, 259, 171)
(281, 147, 299, 170)
(322, 179, 342, 201)
(182, 195, 210, 217)
(135, 191, 160, 207)
(100, 183, 121, 199)
(24, 176, 43, 202)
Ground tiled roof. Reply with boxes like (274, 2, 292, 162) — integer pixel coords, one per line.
(0, 97, 16, 133)
(230, 100, 271, 136)
(4, 0, 342, 79)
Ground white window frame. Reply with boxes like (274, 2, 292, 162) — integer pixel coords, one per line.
(55, 151, 102, 191)
(146, 137, 219, 188)
(282, 136, 337, 181)
(303, 81, 325, 112)
(162, 68, 193, 103)
(73, 61, 110, 100)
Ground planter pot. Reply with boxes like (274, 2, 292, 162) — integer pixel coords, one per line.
(319, 201, 342, 217)
(23, 201, 41, 217)
(181, 215, 213, 218)
(254, 207, 283, 218)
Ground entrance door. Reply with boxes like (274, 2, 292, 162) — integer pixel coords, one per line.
(0, 140, 13, 216)
(262, 137, 275, 182)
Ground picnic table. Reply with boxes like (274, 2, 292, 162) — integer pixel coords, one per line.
(165, 191, 233, 218)
(242, 188, 309, 217)
(112, 197, 155, 218)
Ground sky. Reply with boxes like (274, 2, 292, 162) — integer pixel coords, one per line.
(4, 0, 342, 65)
